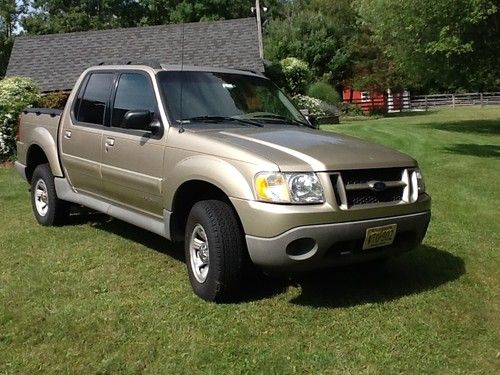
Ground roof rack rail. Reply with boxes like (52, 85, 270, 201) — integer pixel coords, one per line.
(97, 60, 162, 69)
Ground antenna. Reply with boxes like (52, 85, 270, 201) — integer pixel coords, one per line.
(178, 22, 185, 132)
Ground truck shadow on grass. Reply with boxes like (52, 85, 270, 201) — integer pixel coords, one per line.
(67, 209, 186, 262)
(67, 210, 465, 307)
(287, 246, 465, 308)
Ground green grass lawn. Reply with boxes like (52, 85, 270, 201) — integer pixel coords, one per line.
(1, 106, 499, 373)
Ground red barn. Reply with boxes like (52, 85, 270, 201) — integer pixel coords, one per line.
(342, 88, 387, 113)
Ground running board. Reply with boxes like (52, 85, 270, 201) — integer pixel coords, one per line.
(54, 177, 171, 240)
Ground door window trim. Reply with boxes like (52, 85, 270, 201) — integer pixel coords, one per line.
(106, 69, 163, 139)
(70, 70, 118, 129)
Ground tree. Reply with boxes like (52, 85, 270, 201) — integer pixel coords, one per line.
(0, 0, 18, 77)
(139, 1, 286, 25)
(21, 0, 145, 34)
(21, 1, 287, 32)
(264, 0, 359, 87)
(0, 36, 12, 77)
(0, 0, 17, 37)
(345, 28, 407, 92)
(358, 0, 500, 92)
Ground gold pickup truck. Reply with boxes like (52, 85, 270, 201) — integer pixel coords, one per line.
(15, 64, 431, 302)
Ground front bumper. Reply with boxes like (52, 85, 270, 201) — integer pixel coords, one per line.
(245, 211, 431, 272)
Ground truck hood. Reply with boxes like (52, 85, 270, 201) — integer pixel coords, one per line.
(183, 125, 417, 172)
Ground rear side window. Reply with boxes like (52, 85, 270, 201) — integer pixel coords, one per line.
(112, 73, 156, 129)
(76, 73, 114, 125)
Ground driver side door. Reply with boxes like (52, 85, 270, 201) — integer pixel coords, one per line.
(100, 71, 166, 217)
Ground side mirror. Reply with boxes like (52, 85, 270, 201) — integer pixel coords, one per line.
(149, 118, 162, 135)
(122, 110, 154, 130)
(305, 114, 319, 129)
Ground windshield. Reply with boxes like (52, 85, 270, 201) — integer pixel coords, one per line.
(157, 71, 307, 126)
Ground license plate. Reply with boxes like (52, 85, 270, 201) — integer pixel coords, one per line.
(362, 224, 397, 250)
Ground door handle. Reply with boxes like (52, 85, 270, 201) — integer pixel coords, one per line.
(64, 130, 72, 139)
(105, 138, 115, 147)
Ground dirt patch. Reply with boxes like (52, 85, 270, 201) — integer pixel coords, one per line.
(0, 161, 14, 169)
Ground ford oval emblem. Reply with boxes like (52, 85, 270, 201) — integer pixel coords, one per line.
(371, 181, 387, 191)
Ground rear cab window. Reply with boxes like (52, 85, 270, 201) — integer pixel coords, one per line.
(74, 72, 114, 126)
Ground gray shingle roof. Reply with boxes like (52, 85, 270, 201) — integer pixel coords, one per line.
(6, 17, 263, 92)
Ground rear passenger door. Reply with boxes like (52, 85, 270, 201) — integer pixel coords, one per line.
(60, 72, 114, 197)
(100, 71, 166, 216)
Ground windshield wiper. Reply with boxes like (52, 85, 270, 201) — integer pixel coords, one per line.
(179, 116, 263, 127)
(250, 114, 315, 129)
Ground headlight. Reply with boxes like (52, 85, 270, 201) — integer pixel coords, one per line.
(255, 172, 324, 204)
(410, 168, 425, 202)
(414, 168, 425, 193)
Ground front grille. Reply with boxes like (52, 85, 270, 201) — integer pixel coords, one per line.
(347, 187, 404, 206)
(341, 168, 403, 184)
(330, 168, 414, 209)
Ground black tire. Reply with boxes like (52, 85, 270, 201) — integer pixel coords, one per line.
(184, 200, 246, 302)
(30, 163, 70, 226)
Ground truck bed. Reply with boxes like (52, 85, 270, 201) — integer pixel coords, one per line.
(16, 108, 63, 176)
(19, 108, 63, 142)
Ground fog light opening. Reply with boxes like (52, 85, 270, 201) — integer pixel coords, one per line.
(286, 238, 318, 260)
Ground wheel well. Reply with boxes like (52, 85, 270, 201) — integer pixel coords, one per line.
(26, 145, 48, 183)
(170, 180, 240, 242)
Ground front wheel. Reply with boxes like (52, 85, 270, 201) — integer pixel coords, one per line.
(185, 200, 246, 302)
(30, 164, 70, 226)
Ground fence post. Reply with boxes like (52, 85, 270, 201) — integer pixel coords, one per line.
(480, 93, 484, 107)
(425, 95, 428, 111)
(452, 94, 455, 108)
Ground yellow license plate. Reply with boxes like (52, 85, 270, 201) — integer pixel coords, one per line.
(362, 224, 397, 250)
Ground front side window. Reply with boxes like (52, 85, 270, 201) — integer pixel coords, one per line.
(112, 73, 156, 129)
(76, 73, 114, 125)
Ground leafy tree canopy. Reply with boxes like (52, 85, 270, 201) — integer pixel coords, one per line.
(358, 0, 500, 91)
(264, 0, 359, 85)
(0, 0, 17, 76)
(20, 0, 145, 34)
(20, 1, 287, 33)
(2, 0, 498, 92)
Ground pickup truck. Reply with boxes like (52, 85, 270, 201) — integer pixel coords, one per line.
(16, 63, 431, 302)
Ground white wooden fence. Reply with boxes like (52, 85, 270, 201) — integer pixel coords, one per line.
(411, 92, 500, 110)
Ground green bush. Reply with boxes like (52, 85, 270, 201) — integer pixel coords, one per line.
(368, 107, 387, 116)
(279, 57, 311, 96)
(338, 102, 364, 117)
(0, 77, 41, 161)
(39, 91, 70, 109)
(264, 62, 286, 90)
(307, 81, 341, 105)
(293, 94, 339, 117)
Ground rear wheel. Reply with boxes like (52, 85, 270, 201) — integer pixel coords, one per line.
(30, 164, 70, 226)
(184, 200, 246, 302)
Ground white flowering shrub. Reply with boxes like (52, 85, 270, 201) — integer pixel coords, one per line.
(293, 94, 339, 117)
(279, 57, 311, 96)
(0, 77, 40, 161)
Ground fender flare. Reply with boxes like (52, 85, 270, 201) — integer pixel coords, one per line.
(164, 155, 256, 210)
(27, 127, 63, 177)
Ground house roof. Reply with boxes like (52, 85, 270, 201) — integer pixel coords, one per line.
(6, 17, 263, 92)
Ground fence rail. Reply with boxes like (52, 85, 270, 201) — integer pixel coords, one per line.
(411, 92, 500, 109)
(343, 92, 500, 113)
